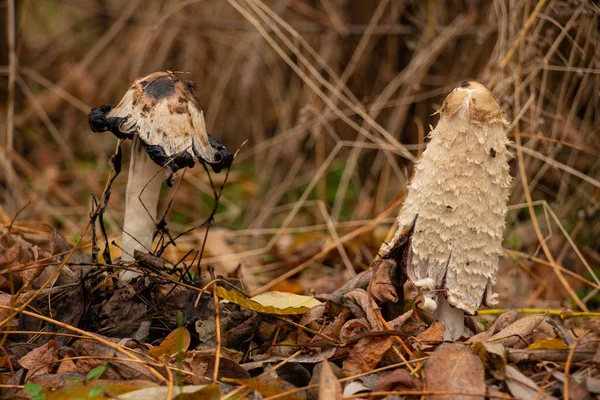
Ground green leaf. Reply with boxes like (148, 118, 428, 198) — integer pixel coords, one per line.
(32, 394, 46, 400)
(24, 383, 42, 395)
(88, 385, 103, 398)
(86, 363, 109, 381)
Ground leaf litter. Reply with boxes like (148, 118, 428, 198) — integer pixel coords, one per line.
(3, 223, 600, 400)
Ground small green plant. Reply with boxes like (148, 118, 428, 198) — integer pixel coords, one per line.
(24, 383, 45, 400)
(66, 363, 110, 399)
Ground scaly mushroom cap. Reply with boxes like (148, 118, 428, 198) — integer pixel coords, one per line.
(89, 71, 233, 174)
(382, 81, 512, 315)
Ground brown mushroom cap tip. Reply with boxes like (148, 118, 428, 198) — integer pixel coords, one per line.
(441, 81, 507, 125)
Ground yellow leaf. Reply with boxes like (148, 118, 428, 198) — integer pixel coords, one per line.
(149, 327, 191, 357)
(46, 379, 156, 400)
(216, 287, 322, 315)
(225, 376, 306, 400)
(527, 338, 568, 350)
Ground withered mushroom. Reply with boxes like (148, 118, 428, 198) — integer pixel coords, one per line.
(89, 71, 233, 280)
(379, 81, 512, 340)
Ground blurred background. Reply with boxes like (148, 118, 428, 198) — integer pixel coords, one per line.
(0, 0, 598, 310)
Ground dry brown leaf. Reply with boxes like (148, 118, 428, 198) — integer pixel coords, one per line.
(472, 342, 506, 379)
(368, 259, 398, 303)
(504, 364, 547, 400)
(228, 376, 306, 400)
(467, 309, 518, 344)
(371, 368, 422, 398)
(414, 322, 444, 351)
(341, 336, 395, 377)
(387, 309, 413, 330)
(0, 244, 20, 265)
(488, 315, 545, 348)
(343, 289, 379, 329)
(18, 339, 58, 378)
(56, 358, 79, 374)
(339, 318, 370, 343)
(148, 327, 191, 358)
(424, 343, 485, 400)
(318, 361, 342, 400)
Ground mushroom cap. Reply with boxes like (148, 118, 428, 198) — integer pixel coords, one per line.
(440, 81, 507, 125)
(104, 71, 229, 173)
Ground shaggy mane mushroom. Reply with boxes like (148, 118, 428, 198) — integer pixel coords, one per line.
(379, 81, 512, 340)
(89, 71, 233, 281)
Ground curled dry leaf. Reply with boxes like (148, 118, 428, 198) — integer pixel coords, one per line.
(371, 368, 422, 398)
(339, 318, 370, 343)
(413, 322, 444, 351)
(488, 315, 545, 348)
(341, 336, 395, 377)
(226, 376, 306, 400)
(318, 361, 342, 400)
(387, 309, 413, 330)
(424, 343, 485, 400)
(343, 289, 380, 330)
(505, 364, 554, 400)
(148, 327, 191, 357)
(368, 259, 399, 303)
(467, 309, 518, 344)
(217, 287, 322, 315)
(18, 339, 58, 378)
(472, 342, 506, 379)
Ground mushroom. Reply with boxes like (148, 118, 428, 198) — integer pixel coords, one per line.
(379, 81, 512, 340)
(89, 71, 233, 281)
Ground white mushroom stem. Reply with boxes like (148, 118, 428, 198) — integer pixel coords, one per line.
(435, 293, 465, 341)
(120, 136, 163, 281)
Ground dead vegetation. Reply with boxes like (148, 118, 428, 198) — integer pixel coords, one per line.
(0, 0, 599, 399)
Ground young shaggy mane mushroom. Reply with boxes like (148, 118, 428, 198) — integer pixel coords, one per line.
(379, 81, 512, 340)
(89, 71, 233, 281)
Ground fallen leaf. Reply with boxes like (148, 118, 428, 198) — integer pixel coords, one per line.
(0, 244, 20, 265)
(372, 368, 422, 397)
(527, 338, 568, 350)
(387, 309, 413, 330)
(339, 319, 370, 343)
(226, 376, 306, 400)
(44, 379, 156, 400)
(505, 364, 546, 400)
(319, 361, 342, 400)
(424, 343, 485, 400)
(368, 259, 399, 303)
(472, 342, 506, 379)
(149, 327, 191, 357)
(217, 287, 321, 315)
(18, 340, 58, 378)
(488, 315, 545, 348)
(414, 322, 444, 351)
(117, 383, 221, 400)
(342, 381, 370, 396)
(341, 336, 395, 377)
(467, 309, 518, 344)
